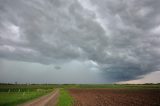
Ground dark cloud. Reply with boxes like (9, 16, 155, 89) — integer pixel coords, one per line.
(0, 0, 160, 82)
(54, 66, 61, 70)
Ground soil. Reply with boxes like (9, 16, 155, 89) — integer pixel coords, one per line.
(19, 89, 59, 106)
(69, 89, 160, 106)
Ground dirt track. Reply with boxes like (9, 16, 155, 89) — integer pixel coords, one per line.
(69, 89, 160, 106)
(19, 89, 59, 106)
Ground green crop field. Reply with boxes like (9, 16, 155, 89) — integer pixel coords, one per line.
(0, 91, 47, 106)
(74, 84, 160, 89)
(0, 84, 54, 106)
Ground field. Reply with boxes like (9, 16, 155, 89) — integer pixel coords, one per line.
(69, 89, 160, 106)
(0, 84, 54, 106)
(0, 84, 160, 106)
(68, 84, 160, 106)
(60, 84, 160, 106)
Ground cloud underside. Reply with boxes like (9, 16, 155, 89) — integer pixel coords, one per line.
(0, 0, 160, 82)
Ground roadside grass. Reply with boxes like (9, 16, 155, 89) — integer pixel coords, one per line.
(57, 89, 73, 106)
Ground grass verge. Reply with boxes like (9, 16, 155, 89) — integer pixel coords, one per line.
(57, 88, 73, 106)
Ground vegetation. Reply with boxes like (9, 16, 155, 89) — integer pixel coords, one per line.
(0, 83, 159, 106)
(57, 88, 73, 106)
(74, 84, 160, 89)
(0, 84, 54, 106)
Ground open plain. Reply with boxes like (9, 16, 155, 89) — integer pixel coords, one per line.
(70, 88, 160, 106)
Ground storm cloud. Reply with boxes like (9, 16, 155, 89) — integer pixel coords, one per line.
(0, 0, 160, 83)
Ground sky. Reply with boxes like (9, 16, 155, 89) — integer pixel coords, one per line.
(0, 0, 160, 84)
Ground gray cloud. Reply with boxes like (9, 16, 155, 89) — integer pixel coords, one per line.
(0, 0, 160, 83)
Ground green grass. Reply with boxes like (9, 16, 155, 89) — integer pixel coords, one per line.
(0, 91, 49, 106)
(57, 89, 73, 106)
(0, 84, 54, 106)
(73, 84, 160, 89)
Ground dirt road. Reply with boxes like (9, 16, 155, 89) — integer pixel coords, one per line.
(19, 89, 59, 106)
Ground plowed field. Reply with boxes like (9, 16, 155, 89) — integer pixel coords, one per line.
(69, 89, 160, 106)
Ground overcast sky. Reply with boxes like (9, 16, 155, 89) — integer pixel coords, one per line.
(0, 0, 160, 84)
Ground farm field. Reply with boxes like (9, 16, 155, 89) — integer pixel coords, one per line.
(0, 84, 160, 106)
(0, 84, 54, 106)
(69, 88, 160, 106)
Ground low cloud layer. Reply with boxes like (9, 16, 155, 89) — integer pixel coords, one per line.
(0, 0, 160, 83)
